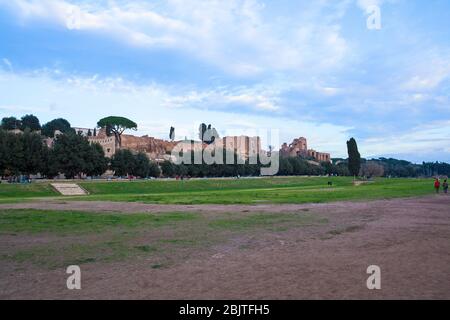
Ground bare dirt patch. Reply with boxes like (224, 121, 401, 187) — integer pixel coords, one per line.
(1, 195, 449, 299)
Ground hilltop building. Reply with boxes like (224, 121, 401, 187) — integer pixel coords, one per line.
(280, 137, 331, 163)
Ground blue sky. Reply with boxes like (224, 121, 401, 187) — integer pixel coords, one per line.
(0, 0, 449, 162)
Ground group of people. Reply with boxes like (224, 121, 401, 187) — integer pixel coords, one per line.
(434, 178, 449, 194)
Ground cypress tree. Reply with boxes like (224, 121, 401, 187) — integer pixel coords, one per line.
(347, 138, 361, 177)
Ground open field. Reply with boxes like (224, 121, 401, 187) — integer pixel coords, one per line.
(1, 176, 449, 299)
(0, 177, 436, 204)
(0, 195, 449, 299)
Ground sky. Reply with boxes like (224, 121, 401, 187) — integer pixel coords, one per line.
(0, 0, 449, 162)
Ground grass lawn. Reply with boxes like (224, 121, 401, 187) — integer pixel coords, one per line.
(0, 176, 435, 204)
(0, 208, 326, 268)
(0, 183, 58, 202)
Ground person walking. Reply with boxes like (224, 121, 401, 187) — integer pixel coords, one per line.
(434, 178, 441, 194)
(443, 179, 449, 194)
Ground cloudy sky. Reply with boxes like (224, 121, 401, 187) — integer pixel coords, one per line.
(0, 0, 449, 162)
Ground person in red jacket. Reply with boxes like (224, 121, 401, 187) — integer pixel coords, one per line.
(434, 178, 441, 193)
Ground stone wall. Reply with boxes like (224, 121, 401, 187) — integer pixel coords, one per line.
(121, 134, 177, 161)
(88, 136, 116, 158)
(215, 136, 262, 160)
(88, 130, 263, 163)
(85, 128, 330, 164)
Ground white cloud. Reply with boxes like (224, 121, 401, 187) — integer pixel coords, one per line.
(357, 0, 383, 10)
(400, 50, 450, 92)
(0, 68, 351, 154)
(1, 0, 350, 76)
(361, 121, 450, 159)
(163, 88, 281, 112)
(2, 58, 13, 71)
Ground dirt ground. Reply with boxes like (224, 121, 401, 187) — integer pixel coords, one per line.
(1, 195, 449, 299)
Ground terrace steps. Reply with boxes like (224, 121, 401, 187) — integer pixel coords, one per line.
(51, 183, 88, 196)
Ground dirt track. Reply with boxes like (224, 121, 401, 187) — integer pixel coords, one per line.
(1, 196, 450, 299)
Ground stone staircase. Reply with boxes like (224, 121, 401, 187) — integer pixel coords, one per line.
(51, 183, 88, 196)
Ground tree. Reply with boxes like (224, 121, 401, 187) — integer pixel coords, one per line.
(360, 161, 384, 178)
(20, 129, 48, 176)
(51, 133, 94, 179)
(148, 162, 161, 178)
(0, 130, 23, 176)
(198, 123, 220, 144)
(198, 123, 207, 142)
(161, 161, 176, 177)
(347, 138, 361, 177)
(20, 114, 41, 131)
(42, 118, 74, 138)
(279, 158, 294, 176)
(321, 161, 334, 176)
(97, 116, 137, 149)
(1, 117, 22, 131)
(169, 126, 175, 141)
(133, 152, 151, 178)
(0, 129, 49, 178)
(335, 162, 350, 176)
(110, 149, 135, 177)
(84, 143, 108, 177)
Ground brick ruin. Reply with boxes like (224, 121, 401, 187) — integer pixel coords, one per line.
(280, 137, 331, 163)
(84, 128, 261, 162)
(86, 128, 176, 161)
(81, 127, 329, 163)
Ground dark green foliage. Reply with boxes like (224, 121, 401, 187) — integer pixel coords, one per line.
(0, 130, 24, 176)
(148, 161, 161, 178)
(161, 161, 176, 177)
(110, 150, 160, 178)
(133, 152, 151, 178)
(110, 149, 135, 177)
(198, 123, 219, 144)
(347, 138, 361, 177)
(1, 117, 22, 130)
(50, 134, 108, 179)
(85, 143, 108, 177)
(20, 114, 41, 131)
(279, 158, 294, 176)
(20, 130, 48, 175)
(41, 118, 74, 138)
(421, 161, 450, 177)
(97, 116, 137, 148)
(0, 130, 47, 177)
(160, 152, 260, 178)
(198, 123, 207, 142)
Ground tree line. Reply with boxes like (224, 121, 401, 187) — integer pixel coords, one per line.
(0, 129, 160, 180)
(2, 115, 449, 179)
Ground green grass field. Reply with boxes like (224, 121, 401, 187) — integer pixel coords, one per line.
(0, 176, 435, 204)
(0, 208, 326, 268)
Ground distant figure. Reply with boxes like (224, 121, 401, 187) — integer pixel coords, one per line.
(434, 178, 441, 193)
(443, 179, 449, 194)
(328, 181, 333, 186)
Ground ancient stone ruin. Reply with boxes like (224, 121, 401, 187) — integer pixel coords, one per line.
(77, 127, 329, 163)
(280, 137, 331, 162)
(83, 128, 262, 162)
